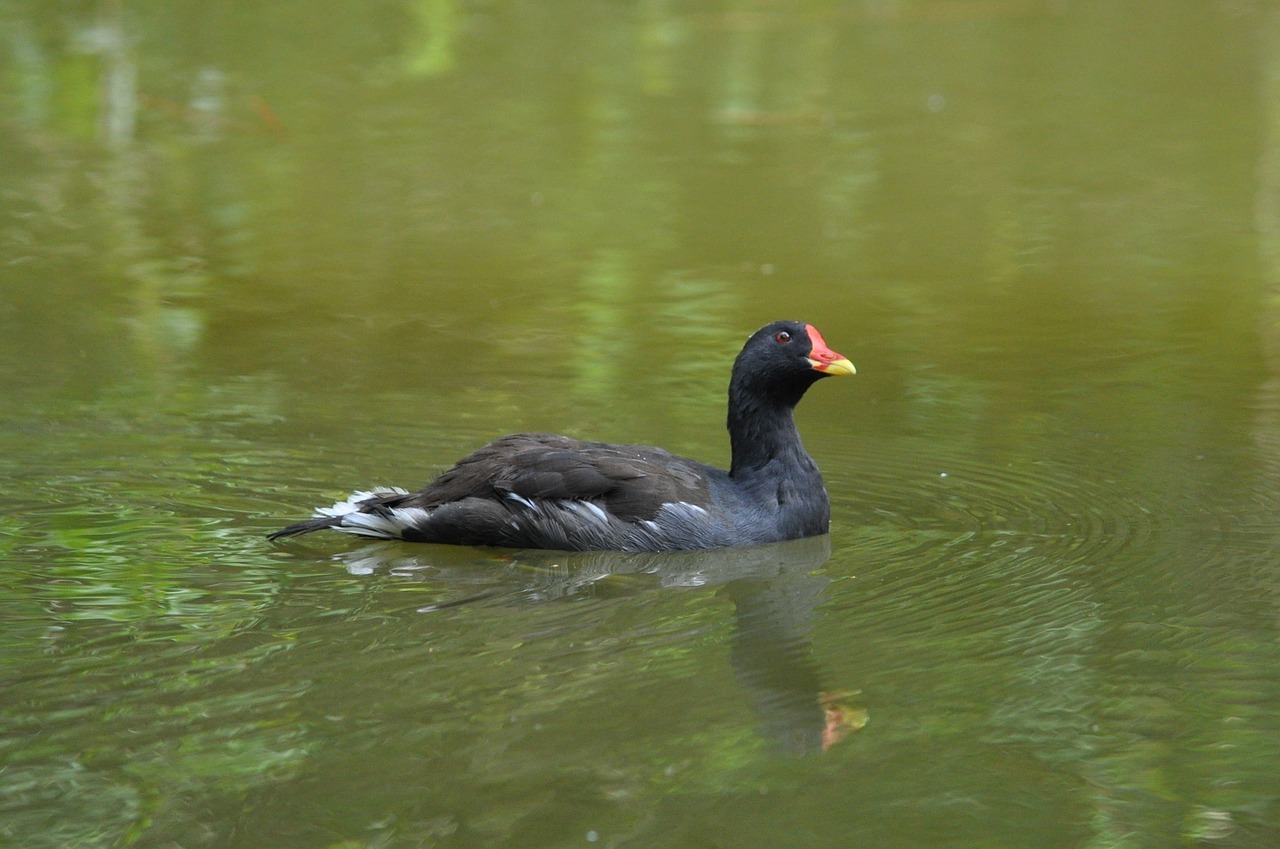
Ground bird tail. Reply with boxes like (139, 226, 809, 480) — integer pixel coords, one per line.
(266, 487, 413, 542)
(266, 516, 341, 541)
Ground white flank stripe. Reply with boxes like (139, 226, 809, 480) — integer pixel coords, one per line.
(504, 492, 537, 511)
(559, 499, 604, 523)
(576, 500, 610, 524)
(663, 501, 709, 517)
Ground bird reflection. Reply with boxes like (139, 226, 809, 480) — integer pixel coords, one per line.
(332, 534, 865, 754)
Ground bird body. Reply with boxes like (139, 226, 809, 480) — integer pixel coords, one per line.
(269, 321, 854, 551)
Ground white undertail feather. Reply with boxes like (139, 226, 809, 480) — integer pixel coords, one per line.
(391, 506, 434, 528)
(311, 487, 412, 540)
(334, 511, 403, 539)
(314, 487, 409, 519)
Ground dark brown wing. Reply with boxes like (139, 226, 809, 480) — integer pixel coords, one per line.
(390, 432, 714, 523)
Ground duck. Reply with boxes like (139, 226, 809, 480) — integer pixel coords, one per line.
(268, 320, 854, 551)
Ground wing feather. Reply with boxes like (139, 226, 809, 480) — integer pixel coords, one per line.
(393, 432, 713, 522)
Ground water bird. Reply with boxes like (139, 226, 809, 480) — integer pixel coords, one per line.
(268, 320, 854, 551)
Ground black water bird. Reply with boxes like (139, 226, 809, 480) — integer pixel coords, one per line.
(268, 320, 855, 551)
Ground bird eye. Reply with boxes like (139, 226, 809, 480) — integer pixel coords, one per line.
(774, 331, 792, 344)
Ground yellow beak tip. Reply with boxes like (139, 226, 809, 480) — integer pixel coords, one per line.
(810, 357, 856, 377)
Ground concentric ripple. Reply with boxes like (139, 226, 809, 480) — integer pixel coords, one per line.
(818, 430, 1280, 672)
(828, 440, 1159, 577)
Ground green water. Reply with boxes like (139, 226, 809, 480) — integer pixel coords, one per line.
(3, 1, 1280, 846)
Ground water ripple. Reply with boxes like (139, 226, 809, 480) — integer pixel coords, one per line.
(828, 443, 1162, 581)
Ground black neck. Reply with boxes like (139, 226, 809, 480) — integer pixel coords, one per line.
(727, 393, 812, 478)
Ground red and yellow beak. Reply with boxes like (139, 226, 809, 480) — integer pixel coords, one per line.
(805, 324, 856, 376)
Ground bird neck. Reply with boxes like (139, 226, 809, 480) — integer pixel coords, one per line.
(727, 395, 811, 478)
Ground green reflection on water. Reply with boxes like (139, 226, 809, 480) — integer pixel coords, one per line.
(2, 1, 1280, 847)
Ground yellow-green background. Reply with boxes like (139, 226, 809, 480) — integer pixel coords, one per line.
(2, 2, 1278, 847)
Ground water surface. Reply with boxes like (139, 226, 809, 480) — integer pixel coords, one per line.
(2, 2, 1279, 847)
